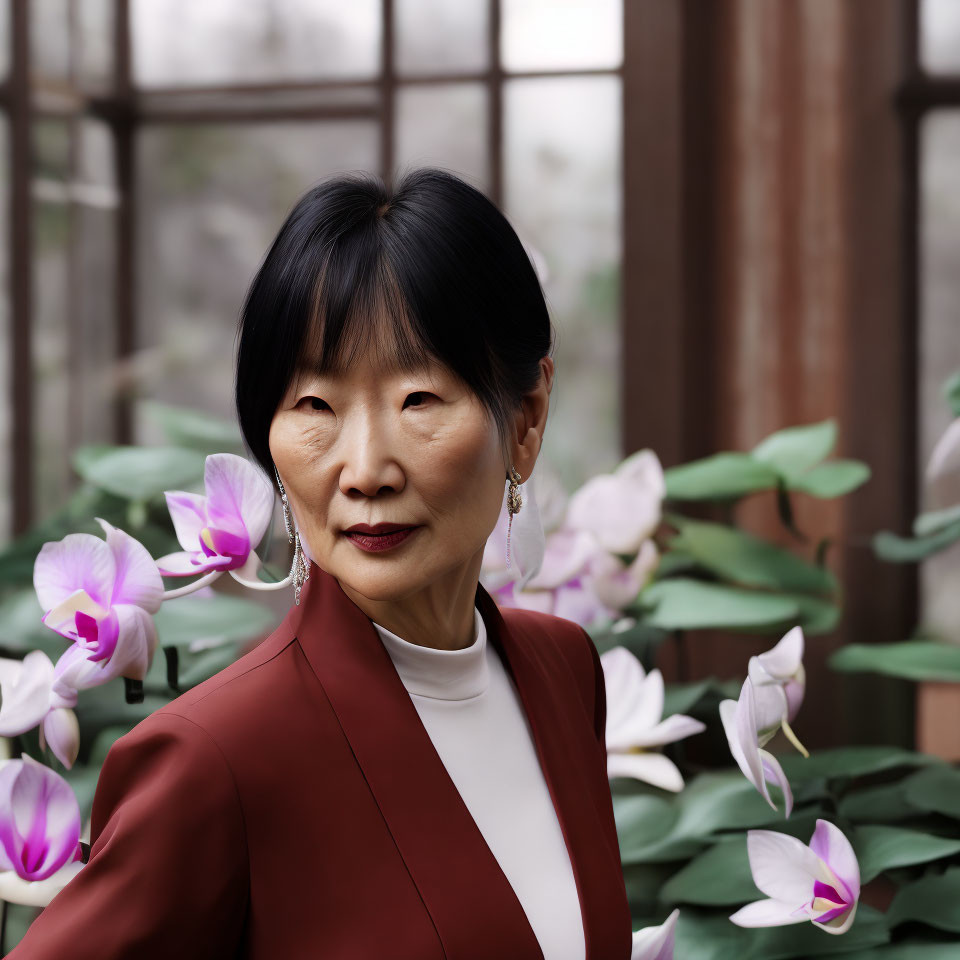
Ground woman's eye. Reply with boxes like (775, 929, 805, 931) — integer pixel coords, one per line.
(300, 397, 330, 412)
(403, 391, 434, 409)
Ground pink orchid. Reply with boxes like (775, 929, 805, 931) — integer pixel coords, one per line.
(0, 652, 80, 769)
(602, 647, 705, 792)
(719, 678, 793, 816)
(631, 908, 679, 960)
(0, 755, 84, 892)
(34, 517, 163, 690)
(565, 449, 665, 554)
(155, 453, 274, 579)
(730, 820, 861, 935)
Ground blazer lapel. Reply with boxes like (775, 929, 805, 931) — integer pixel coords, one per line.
(477, 586, 633, 960)
(292, 563, 629, 960)
(292, 564, 545, 960)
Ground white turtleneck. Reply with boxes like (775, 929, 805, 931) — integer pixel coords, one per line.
(371, 606, 587, 960)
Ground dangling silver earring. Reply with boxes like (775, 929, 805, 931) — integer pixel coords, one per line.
(506, 466, 523, 567)
(274, 465, 310, 606)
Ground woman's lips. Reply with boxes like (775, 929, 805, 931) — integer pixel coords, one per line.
(342, 527, 420, 553)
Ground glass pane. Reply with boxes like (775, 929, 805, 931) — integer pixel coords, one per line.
(0, 0, 10, 82)
(395, 0, 488, 76)
(78, 0, 114, 90)
(32, 191, 73, 523)
(395, 83, 488, 190)
(75, 120, 118, 449)
(132, 0, 381, 87)
(504, 75, 621, 492)
(922, 0, 960, 74)
(920, 113, 960, 643)
(0, 117, 8, 543)
(501, 0, 622, 73)
(30, 0, 71, 81)
(134, 121, 379, 444)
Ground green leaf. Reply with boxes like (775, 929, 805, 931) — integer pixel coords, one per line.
(838, 782, 916, 823)
(914, 502, 960, 537)
(138, 400, 244, 455)
(843, 946, 960, 960)
(751, 420, 837, 479)
(778, 747, 939, 782)
(614, 772, 795, 866)
(664, 453, 781, 501)
(638, 578, 800, 631)
(152, 592, 278, 649)
(787, 460, 871, 498)
(944, 371, 960, 417)
(829, 642, 960, 682)
(853, 825, 960, 882)
(73, 444, 207, 501)
(668, 517, 836, 595)
(886, 867, 960, 932)
(674, 904, 888, 960)
(873, 522, 960, 563)
(661, 836, 757, 905)
(782, 592, 841, 635)
(902, 765, 960, 819)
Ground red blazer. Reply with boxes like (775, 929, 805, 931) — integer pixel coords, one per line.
(9, 564, 633, 959)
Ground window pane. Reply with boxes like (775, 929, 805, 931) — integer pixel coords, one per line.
(0, 117, 8, 542)
(32, 188, 73, 523)
(504, 75, 621, 491)
(395, 0, 488, 76)
(0, 0, 9, 81)
(395, 83, 487, 189)
(922, 0, 960, 74)
(919, 112, 960, 643)
(78, 0, 114, 91)
(134, 122, 379, 443)
(501, 0, 622, 73)
(30, 0, 71, 82)
(132, 0, 381, 87)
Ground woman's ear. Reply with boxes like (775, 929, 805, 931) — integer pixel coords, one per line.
(509, 357, 554, 482)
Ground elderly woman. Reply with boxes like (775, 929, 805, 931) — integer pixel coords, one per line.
(10, 168, 632, 959)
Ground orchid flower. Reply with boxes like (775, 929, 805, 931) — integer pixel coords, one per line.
(0, 652, 80, 769)
(730, 820, 861, 935)
(747, 626, 809, 758)
(719, 678, 793, 816)
(564, 449, 665, 554)
(0, 755, 85, 905)
(34, 517, 163, 690)
(926, 415, 960, 480)
(156, 453, 274, 585)
(631, 908, 679, 960)
(601, 646, 705, 792)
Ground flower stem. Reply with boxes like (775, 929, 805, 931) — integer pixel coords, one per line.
(161, 570, 222, 601)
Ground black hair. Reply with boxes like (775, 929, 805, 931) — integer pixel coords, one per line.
(234, 166, 555, 483)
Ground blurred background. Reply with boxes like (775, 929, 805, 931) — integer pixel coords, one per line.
(0, 0, 958, 752)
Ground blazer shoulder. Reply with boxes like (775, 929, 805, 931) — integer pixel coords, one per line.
(146, 617, 300, 735)
(499, 607, 603, 740)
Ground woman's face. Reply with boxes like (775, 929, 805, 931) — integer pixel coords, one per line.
(269, 344, 523, 603)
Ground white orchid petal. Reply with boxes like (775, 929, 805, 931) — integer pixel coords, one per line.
(163, 490, 208, 552)
(607, 751, 685, 792)
(626, 712, 706, 749)
(630, 907, 679, 960)
(601, 646, 649, 734)
(756, 626, 804, 680)
(746, 828, 827, 903)
(818, 901, 858, 935)
(730, 898, 809, 928)
(0, 859, 84, 907)
(759, 750, 794, 817)
(927, 416, 960, 479)
(0, 651, 56, 736)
